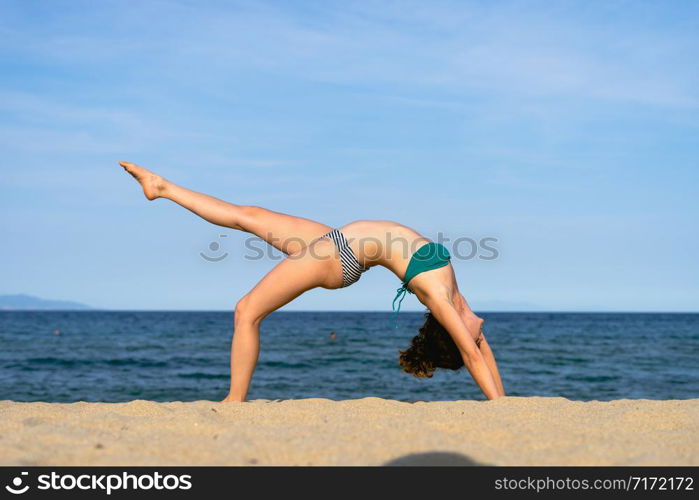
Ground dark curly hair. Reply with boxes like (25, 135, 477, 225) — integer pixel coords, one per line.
(399, 311, 464, 378)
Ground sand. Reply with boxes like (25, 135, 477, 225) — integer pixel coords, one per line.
(0, 397, 697, 466)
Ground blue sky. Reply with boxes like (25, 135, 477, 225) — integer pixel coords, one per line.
(1, 0, 697, 311)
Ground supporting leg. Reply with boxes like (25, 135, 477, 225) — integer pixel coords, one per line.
(222, 243, 337, 401)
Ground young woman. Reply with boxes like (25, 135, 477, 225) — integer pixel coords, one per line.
(119, 161, 506, 401)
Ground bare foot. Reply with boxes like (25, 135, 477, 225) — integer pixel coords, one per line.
(119, 161, 167, 200)
(220, 395, 244, 403)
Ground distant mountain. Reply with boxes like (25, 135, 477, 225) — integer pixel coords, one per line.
(0, 294, 92, 310)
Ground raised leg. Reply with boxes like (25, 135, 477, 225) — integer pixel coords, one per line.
(223, 240, 340, 402)
(119, 161, 332, 254)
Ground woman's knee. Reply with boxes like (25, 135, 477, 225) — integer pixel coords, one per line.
(234, 295, 265, 327)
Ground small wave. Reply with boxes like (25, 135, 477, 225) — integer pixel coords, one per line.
(565, 375, 619, 383)
(24, 357, 80, 367)
(548, 357, 590, 366)
(23, 357, 168, 368)
(104, 359, 168, 368)
(260, 360, 315, 369)
(177, 372, 228, 379)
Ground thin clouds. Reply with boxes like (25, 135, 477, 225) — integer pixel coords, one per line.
(161, 1, 698, 107)
(0, 0, 695, 164)
(0, 91, 195, 156)
(3, 1, 697, 107)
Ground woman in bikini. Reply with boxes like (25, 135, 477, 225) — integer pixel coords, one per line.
(119, 161, 506, 402)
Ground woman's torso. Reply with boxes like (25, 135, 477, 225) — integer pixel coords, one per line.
(338, 220, 457, 303)
(338, 220, 425, 277)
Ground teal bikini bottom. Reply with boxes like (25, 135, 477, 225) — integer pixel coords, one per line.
(392, 242, 451, 318)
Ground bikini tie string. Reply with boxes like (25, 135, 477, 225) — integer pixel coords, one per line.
(391, 284, 413, 329)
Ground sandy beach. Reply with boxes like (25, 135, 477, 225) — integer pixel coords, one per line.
(0, 397, 696, 466)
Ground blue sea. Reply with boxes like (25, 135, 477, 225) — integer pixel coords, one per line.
(0, 311, 697, 402)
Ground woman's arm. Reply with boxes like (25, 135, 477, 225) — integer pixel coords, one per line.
(428, 300, 502, 400)
(478, 335, 505, 397)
